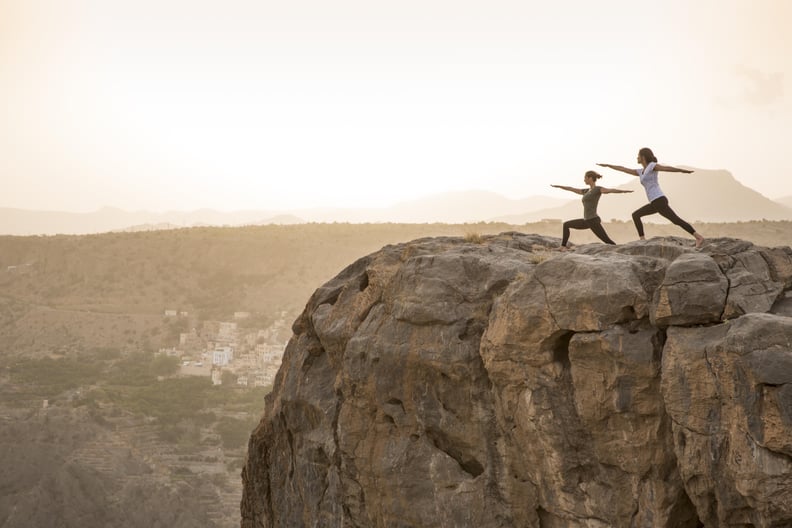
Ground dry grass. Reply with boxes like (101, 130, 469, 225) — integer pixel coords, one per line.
(400, 244, 419, 261)
(526, 251, 554, 264)
(464, 232, 484, 244)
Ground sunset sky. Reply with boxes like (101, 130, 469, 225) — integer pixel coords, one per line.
(1, 0, 790, 213)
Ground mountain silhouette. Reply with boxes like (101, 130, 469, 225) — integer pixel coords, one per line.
(2, 170, 789, 235)
(0, 192, 565, 235)
(291, 191, 567, 224)
(775, 195, 792, 209)
(495, 168, 792, 224)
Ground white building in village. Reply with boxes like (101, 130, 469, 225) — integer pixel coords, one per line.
(254, 371, 276, 387)
(158, 347, 180, 358)
(255, 343, 285, 363)
(212, 346, 234, 366)
(217, 322, 238, 345)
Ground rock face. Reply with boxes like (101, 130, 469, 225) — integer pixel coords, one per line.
(241, 234, 792, 528)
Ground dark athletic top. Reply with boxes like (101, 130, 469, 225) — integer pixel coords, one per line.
(581, 186, 602, 220)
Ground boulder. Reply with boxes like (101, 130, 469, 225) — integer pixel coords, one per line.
(650, 252, 728, 327)
(242, 235, 792, 528)
(707, 240, 785, 319)
(662, 314, 792, 527)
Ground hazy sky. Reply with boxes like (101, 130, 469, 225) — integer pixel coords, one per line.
(1, 0, 790, 212)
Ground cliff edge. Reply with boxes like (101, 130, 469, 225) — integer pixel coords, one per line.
(242, 234, 792, 528)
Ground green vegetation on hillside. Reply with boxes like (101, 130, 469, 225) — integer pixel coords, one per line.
(7, 356, 104, 399)
(217, 416, 257, 449)
(0, 223, 535, 320)
(5, 351, 269, 453)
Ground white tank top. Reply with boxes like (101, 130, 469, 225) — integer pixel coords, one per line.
(638, 161, 665, 201)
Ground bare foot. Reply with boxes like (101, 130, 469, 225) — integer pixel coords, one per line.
(559, 245, 569, 252)
(694, 233, 704, 249)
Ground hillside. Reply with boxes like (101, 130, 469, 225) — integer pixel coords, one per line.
(0, 224, 509, 358)
(2, 222, 792, 527)
(0, 350, 268, 528)
(3, 221, 792, 359)
(776, 195, 792, 208)
(496, 168, 792, 223)
(0, 405, 222, 528)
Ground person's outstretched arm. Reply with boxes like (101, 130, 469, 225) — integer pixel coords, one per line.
(601, 188, 633, 194)
(597, 163, 639, 176)
(550, 184, 585, 195)
(655, 164, 694, 174)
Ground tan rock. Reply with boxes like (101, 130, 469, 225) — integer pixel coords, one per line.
(708, 241, 785, 319)
(651, 253, 728, 327)
(759, 245, 792, 289)
(662, 314, 792, 527)
(242, 235, 792, 528)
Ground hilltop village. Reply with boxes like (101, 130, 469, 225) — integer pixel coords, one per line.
(158, 310, 288, 388)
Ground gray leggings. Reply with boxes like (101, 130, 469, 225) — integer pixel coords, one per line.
(562, 216, 615, 246)
(632, 196, 695, 237)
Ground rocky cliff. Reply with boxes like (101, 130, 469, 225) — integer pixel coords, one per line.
(241, 234, 792, 528)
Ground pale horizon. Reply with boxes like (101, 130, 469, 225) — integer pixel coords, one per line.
(1, 173, 789, 217)
(2, 0, 791, 214)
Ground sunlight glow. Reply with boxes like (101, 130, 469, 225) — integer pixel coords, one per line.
(1, 0, 791, 212)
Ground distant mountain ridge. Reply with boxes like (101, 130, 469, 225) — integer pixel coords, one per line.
(291, 191, 568, 224)
(2, 170, 790, 235)
(0, 192, 566, 235)
(0, 207, 304, 236)
(495, 168, 792, 224)
(776, 195, 792, 208)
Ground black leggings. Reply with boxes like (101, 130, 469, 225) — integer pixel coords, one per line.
(562, 216, 615, 246)
(632, 196, 695, 237)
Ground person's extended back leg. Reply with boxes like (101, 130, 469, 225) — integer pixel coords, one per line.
(561, 218, 588, 247)
(654, 197, 704, 247)
(654, 200, 695, 234)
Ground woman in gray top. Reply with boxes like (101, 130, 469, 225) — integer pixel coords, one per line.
(551, 170, 633, 249)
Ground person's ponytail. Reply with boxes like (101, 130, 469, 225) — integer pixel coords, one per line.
(585, 170, 603, 181)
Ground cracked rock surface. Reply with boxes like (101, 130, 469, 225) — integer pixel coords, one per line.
(241, 234, 792, 528)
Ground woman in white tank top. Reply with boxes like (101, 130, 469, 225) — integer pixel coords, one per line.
(598, 147, 705, 248)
